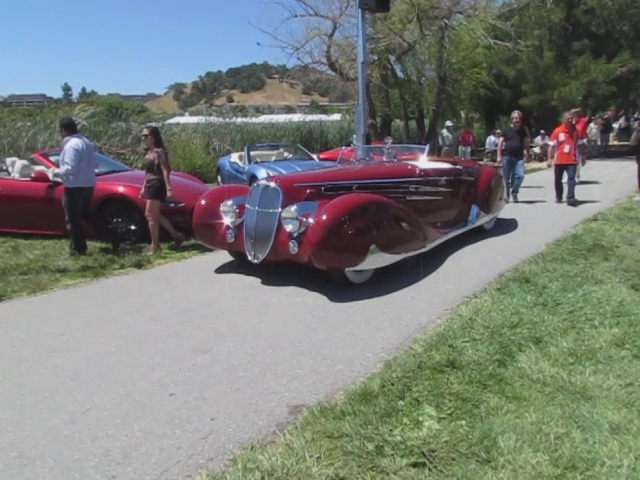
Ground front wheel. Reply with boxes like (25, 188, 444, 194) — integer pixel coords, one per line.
(96, 200, 147, 248)
(329, 268, 375, 285)
(482, 217, 497, 231)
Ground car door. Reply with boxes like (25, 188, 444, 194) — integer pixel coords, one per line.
(0, 175, 66, 233)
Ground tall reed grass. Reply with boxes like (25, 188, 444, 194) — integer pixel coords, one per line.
(0, 104, 415, 183)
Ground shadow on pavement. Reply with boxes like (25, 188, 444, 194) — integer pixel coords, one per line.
(214, 217, 519, 302)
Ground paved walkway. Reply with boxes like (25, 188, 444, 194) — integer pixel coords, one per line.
(0, 159, 637, 480)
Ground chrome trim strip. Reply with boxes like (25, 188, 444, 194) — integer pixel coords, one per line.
(345, 211, 500, 271)
(294, 176, 459, 187)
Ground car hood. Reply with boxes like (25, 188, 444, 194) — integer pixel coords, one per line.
(97, 170, 209, 202)
(256, 160, 335, 176)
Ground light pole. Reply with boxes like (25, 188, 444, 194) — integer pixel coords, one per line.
(355, 7, 368, 146)
(355, 0, 390, 145)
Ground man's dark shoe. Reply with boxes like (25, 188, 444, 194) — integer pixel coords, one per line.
(556, 198, 563, 203)
(69, 249, 87, 257)
(512, 192, 519, 203)
(567, 198, 578, 207)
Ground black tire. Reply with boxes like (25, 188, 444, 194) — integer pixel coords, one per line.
(95, 200, 147, 249)
(229, 250, 248, 263)
(329, 268, 375, 285)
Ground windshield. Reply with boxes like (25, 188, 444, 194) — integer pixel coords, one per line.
(40, 151, 131, 175)
(247, 143, 315, 164)
(335, 143, 430, 167)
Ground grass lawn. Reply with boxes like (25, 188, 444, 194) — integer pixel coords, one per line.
(0, 235, 209, 302)
(196, 196, 640, 480)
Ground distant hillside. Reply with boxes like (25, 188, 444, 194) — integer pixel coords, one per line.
(145, 62, 356, 113)
(145, 78, 332, 113)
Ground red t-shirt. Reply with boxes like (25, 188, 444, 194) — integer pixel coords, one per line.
(458, 129, 474, 147)
(550, 124, 578, 165)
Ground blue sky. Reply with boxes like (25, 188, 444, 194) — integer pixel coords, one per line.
(0, 0, 286, 97)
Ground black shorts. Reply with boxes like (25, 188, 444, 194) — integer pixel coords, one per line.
(144, 178, 167, 201)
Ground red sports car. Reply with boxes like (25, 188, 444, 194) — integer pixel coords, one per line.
(0, 150, 210, 245)
(192, 144, 506, 284)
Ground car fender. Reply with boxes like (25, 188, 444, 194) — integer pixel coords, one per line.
(300, 193, 429, 271)
(192, 184, 250, 248)
(475, 166, 504, 214)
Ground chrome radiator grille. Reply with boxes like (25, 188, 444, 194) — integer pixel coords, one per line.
(243, 182, 283, 263)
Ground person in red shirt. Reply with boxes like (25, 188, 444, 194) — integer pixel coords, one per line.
(572, 107, 588, 182)
(548, 110, 580, 206)
(457, 125, 475, 159)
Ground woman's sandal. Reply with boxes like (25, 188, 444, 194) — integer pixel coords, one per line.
(173, 232, 186, 248)
(145, 246, 162, 255)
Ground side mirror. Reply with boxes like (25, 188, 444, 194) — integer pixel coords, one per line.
(31, 170, 52, 182)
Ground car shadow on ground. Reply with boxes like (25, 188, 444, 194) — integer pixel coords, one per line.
(213, 217, 519, 302)
(514, 200, 547, 205)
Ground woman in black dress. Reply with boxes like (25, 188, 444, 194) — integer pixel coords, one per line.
(140, 126, 186, 253)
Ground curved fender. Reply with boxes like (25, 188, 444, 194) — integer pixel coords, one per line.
(476, 167, 504, 214)
(192, 184, 250, 249)
(301, 193, 429, 271)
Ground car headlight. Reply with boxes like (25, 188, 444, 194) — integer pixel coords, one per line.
(220, 199, 238, 224)
(280, 205, 306, 234)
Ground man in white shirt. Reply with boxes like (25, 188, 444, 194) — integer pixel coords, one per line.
(51, 117, 98, 256)
(484, 129, 500, 162)
(532, 130, 550, 161)
(438, 120, 455, 157)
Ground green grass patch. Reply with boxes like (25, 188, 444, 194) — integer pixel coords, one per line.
(196, 197, 640, 480)
(0, 235, 208, 302)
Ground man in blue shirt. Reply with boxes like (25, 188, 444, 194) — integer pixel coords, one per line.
(51, 117, 97, 255)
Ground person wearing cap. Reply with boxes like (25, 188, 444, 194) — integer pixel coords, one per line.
(438, 120, 455, 157)
(484, 129, 500, 162)
(497, 110, 531, 203)
(532, 129, 550, 161)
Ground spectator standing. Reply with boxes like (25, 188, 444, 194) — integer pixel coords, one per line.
(600, 113, 613, 154)
(51, 117, 97, 256)
(484, 129, 500, 162)
(548, 110, 580, 206)
(586, 116, 601, 159)
(497, 110, 531, 203)
(457, 124, 475, 159)
(438, 121, 455, 157)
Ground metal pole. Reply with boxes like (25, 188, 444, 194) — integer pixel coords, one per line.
(355, 6, 368, 146)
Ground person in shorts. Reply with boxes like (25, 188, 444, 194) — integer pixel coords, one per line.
(140, 126, 186, 254)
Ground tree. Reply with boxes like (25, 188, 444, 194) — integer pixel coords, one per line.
(61, 82, 73, 103)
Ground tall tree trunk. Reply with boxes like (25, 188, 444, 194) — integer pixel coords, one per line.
(379, 64, 393, 138)
(426, 21, 449, 152)
(416, 100, 426, 144)
(388, 61, 411, 142)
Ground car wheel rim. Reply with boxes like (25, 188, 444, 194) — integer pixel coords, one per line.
(344, 269, 375, 284)
(482, 217, 497, 230)
(106, 209, 141, 244)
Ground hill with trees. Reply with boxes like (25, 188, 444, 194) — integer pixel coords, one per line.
(147, 62, 356, 112)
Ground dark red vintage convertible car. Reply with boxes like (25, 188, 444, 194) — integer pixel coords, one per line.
(192, 144, 505, 284)
(0, 150, 209, 245)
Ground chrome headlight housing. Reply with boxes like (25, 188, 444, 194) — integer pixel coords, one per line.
(220, 199, 239, 224)
(280, 205, 305, 234)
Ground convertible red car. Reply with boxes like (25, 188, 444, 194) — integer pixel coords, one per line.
(192, 143, 506, 284)
(0, 150, 210, 246)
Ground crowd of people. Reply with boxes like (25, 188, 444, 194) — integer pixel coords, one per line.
(438, 110, 640, 204)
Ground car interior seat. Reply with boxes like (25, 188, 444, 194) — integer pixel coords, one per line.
(11, 159, 34, 179)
